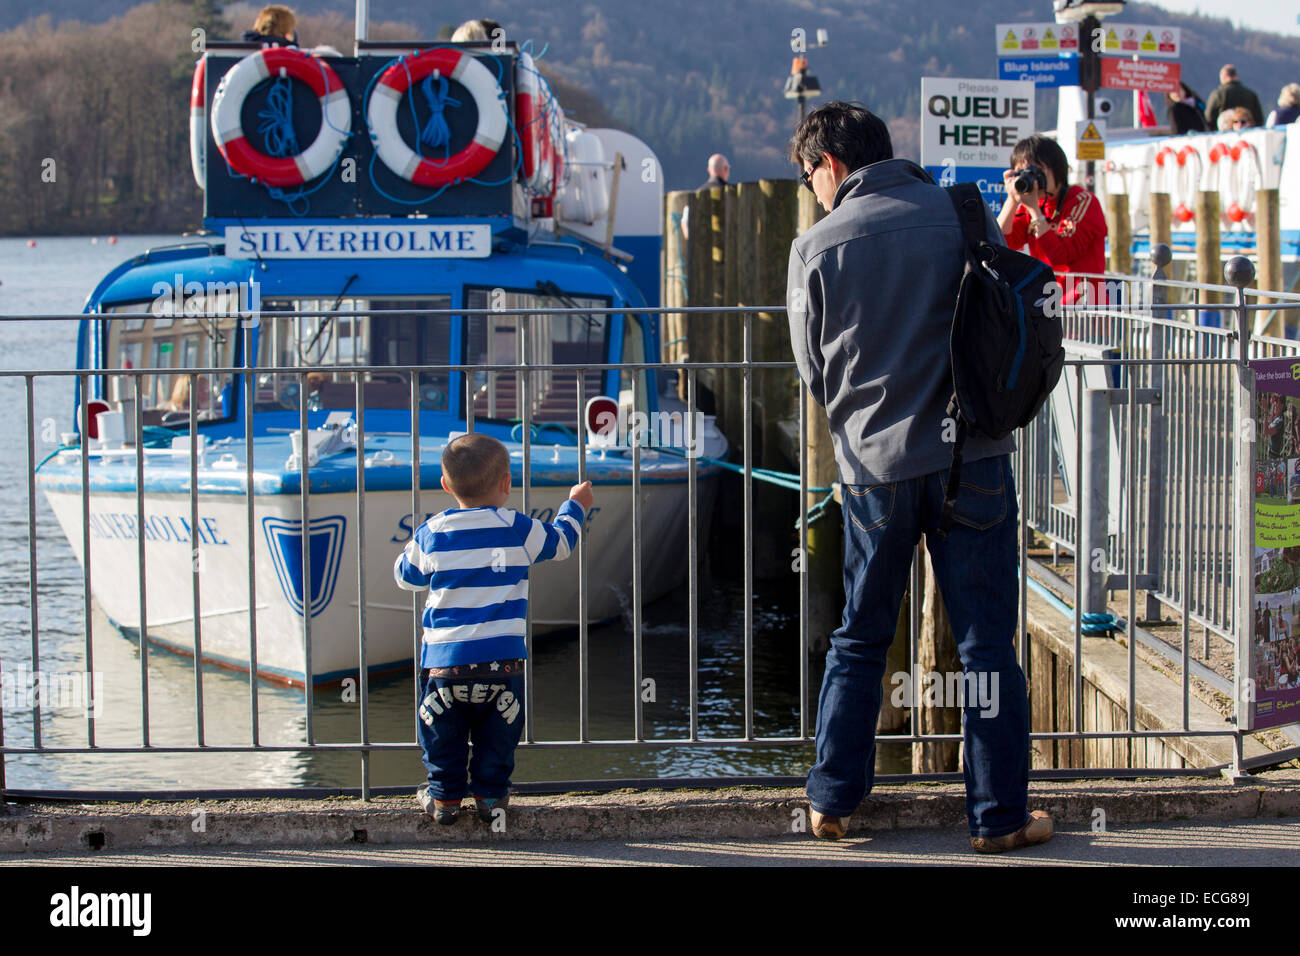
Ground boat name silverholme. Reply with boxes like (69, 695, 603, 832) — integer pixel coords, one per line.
(86, 512, 230, 546)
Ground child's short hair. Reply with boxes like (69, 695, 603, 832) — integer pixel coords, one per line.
(442, 433, 510, 501)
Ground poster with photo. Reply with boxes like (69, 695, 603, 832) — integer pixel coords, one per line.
(1249, 358, 1300, 728)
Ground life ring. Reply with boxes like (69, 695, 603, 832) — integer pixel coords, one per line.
(210, 47, 351, 187)
(190, 57, 206, 190)
(368, 48, 507, 187)
(516, 51, 554, 195)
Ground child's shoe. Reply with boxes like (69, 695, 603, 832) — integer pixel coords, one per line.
(417, 784, 461, 825)
(471, 792, 509, 824)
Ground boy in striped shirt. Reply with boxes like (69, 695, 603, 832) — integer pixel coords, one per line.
(394, 433, 593, 825)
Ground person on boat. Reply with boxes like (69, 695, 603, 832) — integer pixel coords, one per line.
(786, 100, 1050, 853)
(1166, 82, 1209, 135)
(1268, 84, 1300, 128)
(242, 5, 298, 47)
(450, 18, 504, 42)
(998, 134, 1108, 306)
(394, 433, 594, 826)
(1205, 65, 1265, 130)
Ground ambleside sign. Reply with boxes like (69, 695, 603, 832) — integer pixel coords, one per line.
(224, 223, 492, 259)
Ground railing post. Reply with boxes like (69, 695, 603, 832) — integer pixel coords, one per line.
(1226, 256, 1256, 781)
(1143, 245, 1171, 622)
(1079, 388, 1112, 627)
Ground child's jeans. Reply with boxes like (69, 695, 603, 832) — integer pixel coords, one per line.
(416, 668, 526, 801)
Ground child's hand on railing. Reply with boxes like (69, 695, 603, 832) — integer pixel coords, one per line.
(569, 480, 594, 511)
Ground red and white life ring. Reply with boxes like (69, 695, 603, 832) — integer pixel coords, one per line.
(1156, 144, 1200, 224)
(210, 47, 351, 187)
(368, 48, 507, 187)
(516, 51, 553, 195)
(1210, 138, 1259, 228)
(190, 57, 206, 190)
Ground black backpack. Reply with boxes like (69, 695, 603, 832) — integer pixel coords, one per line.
(937, 182, 1065, 538)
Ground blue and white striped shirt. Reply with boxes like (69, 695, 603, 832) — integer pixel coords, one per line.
(393, 500, 585, 667)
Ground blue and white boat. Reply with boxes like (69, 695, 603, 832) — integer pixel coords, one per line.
(35, 28, 725, 684)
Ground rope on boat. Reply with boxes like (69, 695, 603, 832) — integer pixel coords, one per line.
(257, 74, 301, 158)
(417, 73, 461, 152)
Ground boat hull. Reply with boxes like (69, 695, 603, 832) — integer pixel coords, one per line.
(42, 478, 716, 685)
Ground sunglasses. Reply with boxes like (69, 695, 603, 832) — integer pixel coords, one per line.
(800, 156, 821, 193)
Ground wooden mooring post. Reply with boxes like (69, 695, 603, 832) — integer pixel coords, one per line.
(1257, 188, 1284, 338)
(1196, 190, 1222, 306)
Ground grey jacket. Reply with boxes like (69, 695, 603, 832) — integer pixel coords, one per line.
(786, 158, 1014, 485)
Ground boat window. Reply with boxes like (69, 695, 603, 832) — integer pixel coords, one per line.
(463, 287, 608, 425)
(619, 314, 650, 416)
(102, 300, 238, 427)
(254, 297, 451, 411)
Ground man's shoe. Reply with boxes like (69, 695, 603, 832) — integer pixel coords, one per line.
(970, 810, 1053, 854)
(416, 784, 461, 825)
(810, 808, 847, 840)
(471, 792, 509, 824)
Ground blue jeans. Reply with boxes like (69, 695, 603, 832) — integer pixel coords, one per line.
(806, 454, 1030, 838)
(416, 671, 525, 801)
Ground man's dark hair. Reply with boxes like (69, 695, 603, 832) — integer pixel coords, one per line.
(442, 433, 510, 501)
(1010, 134, 1070, 203)
(789, 101, 893, 173)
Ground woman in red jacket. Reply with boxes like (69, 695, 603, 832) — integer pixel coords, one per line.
(998, 135, 1108, 306)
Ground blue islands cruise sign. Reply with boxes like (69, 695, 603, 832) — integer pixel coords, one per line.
(262, 515, 348, 618)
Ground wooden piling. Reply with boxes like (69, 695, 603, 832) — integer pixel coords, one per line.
(686, 187, 716, 410)
(1195, 191, 1222, 305)
(912, 547, 961, 772)
(1105, 193, 1131, 276)
(1257, 188, 1284, 338)
(1149, 191, 1171, 254)
(663, 191, 690, 390)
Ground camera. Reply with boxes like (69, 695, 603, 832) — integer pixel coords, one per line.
(1013, 165, 1048, 194)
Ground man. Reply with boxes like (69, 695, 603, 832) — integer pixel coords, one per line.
(681, 154, 730, 240)
(786, 101, 1050, 853)
(1205, 65, 1265, 130)
(700, 153, 730, 189)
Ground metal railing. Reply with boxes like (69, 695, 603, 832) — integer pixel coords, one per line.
(0, 285, 1291, 799)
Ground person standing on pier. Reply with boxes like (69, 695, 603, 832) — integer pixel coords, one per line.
(786, 101, 1050, 853)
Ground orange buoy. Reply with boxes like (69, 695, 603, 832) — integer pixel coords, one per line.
(26, 239, 36, 247)
(108, 236, 118, 244)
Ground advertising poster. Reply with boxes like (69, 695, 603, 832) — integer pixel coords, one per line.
(1250, 358, 1300, 729)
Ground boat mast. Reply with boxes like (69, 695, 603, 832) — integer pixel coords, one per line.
(354, 0, 369, 55)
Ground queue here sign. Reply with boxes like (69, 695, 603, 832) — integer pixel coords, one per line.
(921, 78, 1035, 209)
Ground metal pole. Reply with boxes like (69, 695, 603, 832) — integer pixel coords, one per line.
(743, 311, 753, 740)
(1226, 257, 1257, 775)
(631, 348, 644, 742)
(1079, 387, 1111, 620)
(25, 377, 42, 751)
(410, 375, 422, 741)
(299, 371, 314, 741)
(688, 369, 700, 741)
(577, 369, 590, 742)
(190, 377, 204, 746)
(80, 374, 94, 749)
(134, 375, 150, 747)
(355, 374, 370, 800)
(243, 326, 257, 746)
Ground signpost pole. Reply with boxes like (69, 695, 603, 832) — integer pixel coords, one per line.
(1080, 14, 1100, 195)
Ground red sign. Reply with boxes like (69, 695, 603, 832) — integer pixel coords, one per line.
(1159, 30, 1176, 54)
(1120, 27, 1139, 51)
(1101, 57, 1181, 94)
(1059, 25, 1078, 50)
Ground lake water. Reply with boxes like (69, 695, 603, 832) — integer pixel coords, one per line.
(0, 235, 819, 792)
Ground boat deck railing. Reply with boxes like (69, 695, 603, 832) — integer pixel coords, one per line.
(1, 263, 1297, 798)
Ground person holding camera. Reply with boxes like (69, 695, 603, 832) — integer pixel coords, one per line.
(998, 135, 1107, 306)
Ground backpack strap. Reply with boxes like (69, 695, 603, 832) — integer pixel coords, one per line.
(936, 408, 968, 540)
(945, 181, 990, 249)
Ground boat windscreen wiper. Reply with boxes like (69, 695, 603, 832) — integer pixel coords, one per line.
(299, 272, 359, 363)
(536, 280, 600, 331)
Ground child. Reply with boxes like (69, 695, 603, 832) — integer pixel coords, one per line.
(394, 433, 593, 825)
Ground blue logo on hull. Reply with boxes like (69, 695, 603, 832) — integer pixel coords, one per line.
(262, 515, 347, 618)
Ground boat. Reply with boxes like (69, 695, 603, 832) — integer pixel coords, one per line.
(34, 26, 726, 685)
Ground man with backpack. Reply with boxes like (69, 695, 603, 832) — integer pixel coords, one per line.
(786, 101, 1052, 852)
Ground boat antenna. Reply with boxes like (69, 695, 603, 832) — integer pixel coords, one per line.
(235, 215, 268, 272)
(355, 0, 369, 55)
